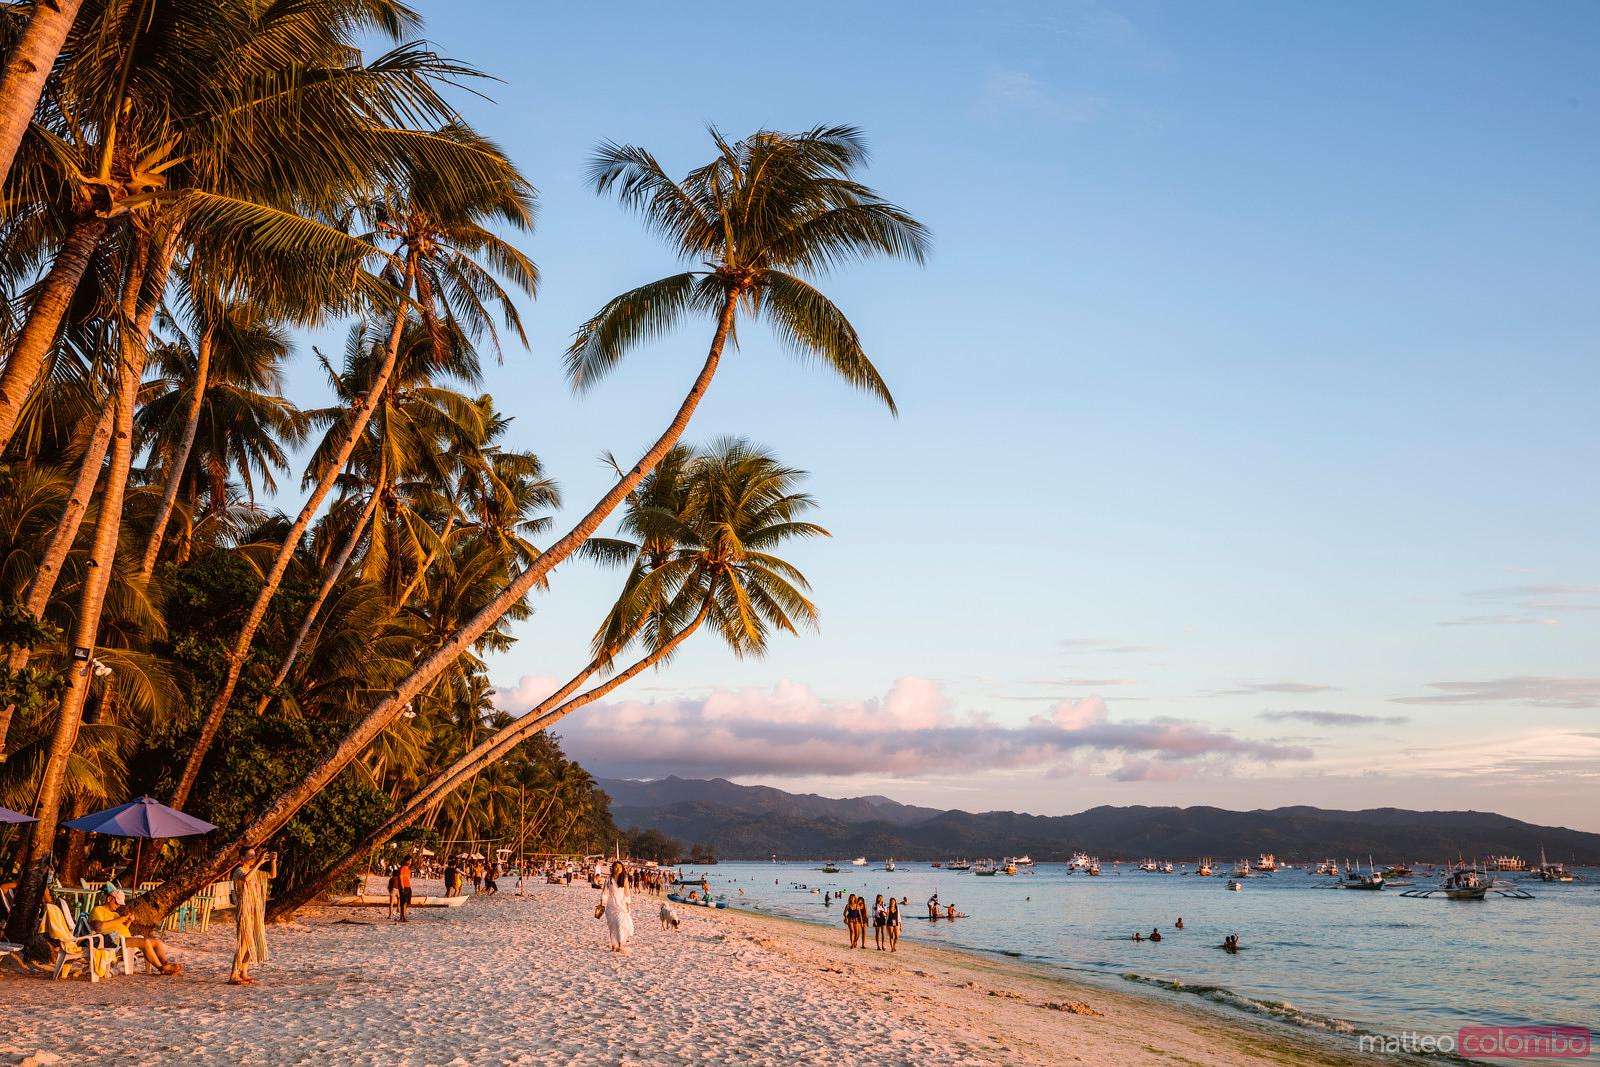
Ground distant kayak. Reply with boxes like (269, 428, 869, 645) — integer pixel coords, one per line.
(907, 913, 969, 919)
(667, 892, 727, 909)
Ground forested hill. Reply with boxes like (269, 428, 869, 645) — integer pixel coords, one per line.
(602, 777, 1600, 864)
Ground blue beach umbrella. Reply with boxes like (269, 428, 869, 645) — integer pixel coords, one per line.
(63, 796, 217, 884)
(0, 804, 37, 824)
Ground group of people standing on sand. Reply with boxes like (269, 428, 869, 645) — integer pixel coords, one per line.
(440, 858, 500, 897)
(841, 893, 902, 951)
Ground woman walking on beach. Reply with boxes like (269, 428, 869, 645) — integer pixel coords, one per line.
(873, 894, 888, 951)
(229, 848, 276, 985)
(602, 861, 633, 953)
(843, 895, 860, 948)
(887, 898, 902, 952)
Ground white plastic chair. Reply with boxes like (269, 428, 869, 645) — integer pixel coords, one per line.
(44, 900, 108, 981)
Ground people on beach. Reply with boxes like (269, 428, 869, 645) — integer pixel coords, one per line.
(395, 855, 413, 922)
(483, 862, 499, 895)
(602, 861, 633, 953)
(444, 861, 462, 897)
(844, 894, 863, 948)
(90, 889, 181, 974)
(229, 847, 276, 985)
(886, 898, 902, 952)
(873, 894, 888, 950)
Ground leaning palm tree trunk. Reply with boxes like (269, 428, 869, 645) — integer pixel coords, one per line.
(0, 402, 114, 759)
(266, 598, 711, 922)
(252, 484, 383, 716)
(170, 261, 416, 810)
(0, 0, 87, 206)
(0, 218, 108, 454)
(4, 231, 172, 944)
(132, 291, 736, 929)
(137, 328, 213, 579)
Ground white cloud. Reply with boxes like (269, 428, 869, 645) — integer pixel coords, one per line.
(1392, 676, 1600, 709)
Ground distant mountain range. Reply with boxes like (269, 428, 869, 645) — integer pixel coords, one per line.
(601, 776, 1600, 864)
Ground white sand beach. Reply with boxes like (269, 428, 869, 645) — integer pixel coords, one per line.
(2, 878, 1389, 1066)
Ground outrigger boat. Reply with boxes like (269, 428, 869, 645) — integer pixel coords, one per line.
(973, 860, 999, 876)
(1195, 858, 1214, 877)
(1527, 848, 1577, 882)
(948, 858, 972, 871)
(1401, 865, 1534, 900)
(667, 892, 728, 909)
(821, 862, 841, 873)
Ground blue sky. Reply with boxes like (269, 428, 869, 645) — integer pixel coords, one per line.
(288, 1, 1600, 827)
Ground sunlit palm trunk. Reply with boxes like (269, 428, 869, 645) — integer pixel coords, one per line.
(139, 294, 737, 928)
(4, 232, 173, 945)
(170, 259, 417, 810)
(0, 0, 86, 195)
(0, 217, 107, 454)
(0, 402, 114, 759)
(253, 480, 384, 716)
(265, 598, 710, 922)
(137, 329, 213, 580)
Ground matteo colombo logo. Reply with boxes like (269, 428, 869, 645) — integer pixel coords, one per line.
(1359, 1026, 1590, 1059)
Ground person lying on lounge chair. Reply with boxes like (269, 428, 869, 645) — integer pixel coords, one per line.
(91, 890, 181, 974)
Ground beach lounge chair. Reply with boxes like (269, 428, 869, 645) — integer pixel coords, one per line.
(0, 938, 25, 973)
(43, 899, 111, 981)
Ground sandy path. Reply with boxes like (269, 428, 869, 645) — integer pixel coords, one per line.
(1, 878, 1400, 1066)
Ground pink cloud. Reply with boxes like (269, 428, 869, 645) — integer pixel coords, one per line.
(548, 678, 1312, 780)
(491, 674, 563, 713)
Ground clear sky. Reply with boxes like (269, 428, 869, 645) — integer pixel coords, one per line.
(294, 1, 1600, 828)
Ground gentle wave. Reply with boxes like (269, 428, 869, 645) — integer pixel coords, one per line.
(1121, 972, 1362, 1034)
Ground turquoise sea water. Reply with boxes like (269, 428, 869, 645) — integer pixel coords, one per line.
(692, 861, 1599, 1060)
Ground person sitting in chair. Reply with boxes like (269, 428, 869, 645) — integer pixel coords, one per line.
(91, 890, 181, 974)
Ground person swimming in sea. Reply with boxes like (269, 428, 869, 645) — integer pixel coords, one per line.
(1222, 934, 1241, 953)
(1149, 928, 1162, 941)
(1132, 931, 1144, 941)
(1175, 917, 1184, 929)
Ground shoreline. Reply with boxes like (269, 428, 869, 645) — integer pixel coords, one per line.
(1, 878, 1425, 1065)
(702, 903, 1417, 1066)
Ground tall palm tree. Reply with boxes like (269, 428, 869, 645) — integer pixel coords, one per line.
(136, 285, 297, 578)
(0, 0, 87, 189)
(5, 0, 525, 945)
(133, 123, 922, 929)
(267, 438, 825, 919)
(170, 142, 537, 809)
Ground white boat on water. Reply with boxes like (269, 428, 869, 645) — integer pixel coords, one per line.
(949, 858, 972, 870)
(850, 857, 867, 866)
(883, 857, 897, 872)
(1226, 880, 1243, 891)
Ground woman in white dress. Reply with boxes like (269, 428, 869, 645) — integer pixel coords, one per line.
(602, 861, 633, 953)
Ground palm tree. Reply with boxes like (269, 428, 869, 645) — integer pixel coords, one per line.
(136, 286, 297, 578)
(133, 123, 922, 929)
(170, 142, 537, 809)
(0, 0, 86, 189)
(267, 438, 825, 919)
(5, 0, 529, 944)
